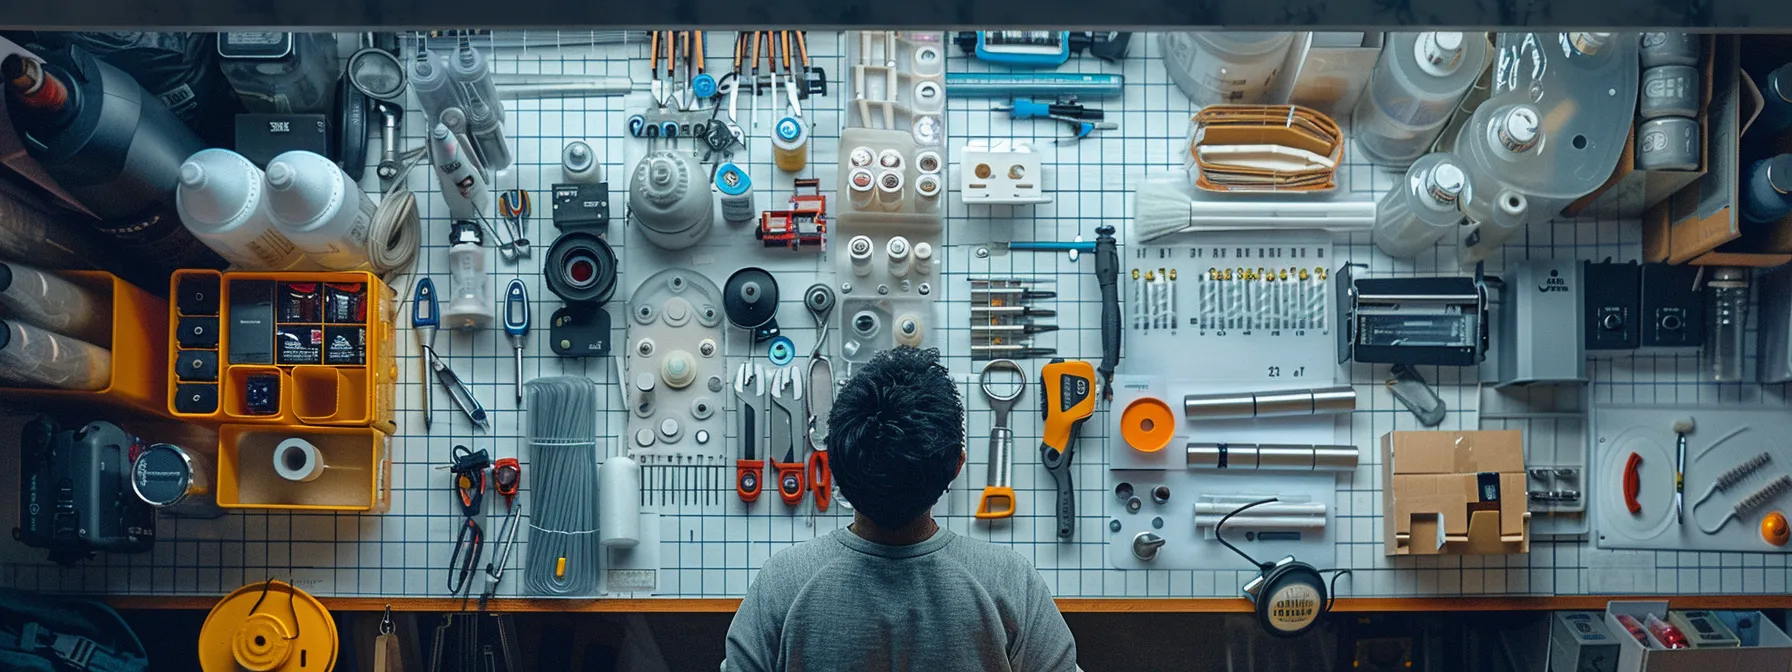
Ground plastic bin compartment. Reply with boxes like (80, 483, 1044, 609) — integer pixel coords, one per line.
(217, 425, 390, 512)
(1, 270, 170, 419)
(223, 365, 289, 420)
(291, 366, 370, 425)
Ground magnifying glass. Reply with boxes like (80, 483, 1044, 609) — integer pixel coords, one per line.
(348, 45, 408, 189)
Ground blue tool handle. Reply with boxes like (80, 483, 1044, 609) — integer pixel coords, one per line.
(1010, 241, 1097, 252)
(412, 277, 439, 328)
(503, 279, 530, 337)
(1009, 99, 1053, 119)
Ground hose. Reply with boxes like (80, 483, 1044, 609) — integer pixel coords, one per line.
(523, 377, 603, 596)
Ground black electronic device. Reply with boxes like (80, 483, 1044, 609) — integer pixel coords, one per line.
(543, 231, 618, 306)
(227, 279, 275, 364)
(1337, 265, 1489, 366)
(549, 304, 612, 357)
(234, 113, 330, 167)
(1219, 498, 1348, 637)
(551, 182, 610, 231)
(14, 416, 155, 566)
(1641, 263, 1704, 349)
(723, 267, 781, 343)
(1584, 261, 1641, 351)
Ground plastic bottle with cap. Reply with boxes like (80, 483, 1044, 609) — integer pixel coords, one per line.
(0, 318, 110, 390)
(562, 141, 603, 184)
(629, 150, 715, 250)
(848, 235, 874, 277)
(715, 163, 756, 225)
(1743, 154, 1792, 224)
(912, 242, 934, 275)
(772, 116, 809, 172)
(1158, 32, 1299, 106)
(1354, 32, 1490, 167)
(1373, 152, 1468, 258)
(410, 46, 466, 124)
(1454, 103, 1543, 230)
(177, 148, 309, 271)
(448, 39, 503, 123)
(0, 261, 110, 345)
(443, 221, 492, 330)
(263, 150, 377, 271)
(886, 236, 912, 277)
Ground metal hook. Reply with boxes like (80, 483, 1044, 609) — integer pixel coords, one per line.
(380, 604, 394, 635)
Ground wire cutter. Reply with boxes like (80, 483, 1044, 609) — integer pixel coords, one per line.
(414, 277, 490, 431)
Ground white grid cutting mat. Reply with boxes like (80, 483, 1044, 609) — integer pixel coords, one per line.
(3, 31, 1789, 601)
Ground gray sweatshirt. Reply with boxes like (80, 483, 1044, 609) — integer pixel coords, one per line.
(723, 527, 1077, 672)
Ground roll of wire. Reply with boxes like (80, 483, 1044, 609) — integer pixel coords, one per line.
(525, 377, 603, 596)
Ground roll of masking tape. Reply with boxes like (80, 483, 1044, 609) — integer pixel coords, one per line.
(274, 437, 325, 482)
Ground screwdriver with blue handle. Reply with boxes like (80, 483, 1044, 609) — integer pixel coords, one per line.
(503, 279, 530, 403)
(994, 98, 1117, 142)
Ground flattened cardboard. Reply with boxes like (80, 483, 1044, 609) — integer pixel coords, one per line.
(1383, 430, 1531, 556)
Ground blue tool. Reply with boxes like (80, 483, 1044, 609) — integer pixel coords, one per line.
(413, 277, 489, 430)
(503, 279, 530, 403)
(944, 72, 1125, 100)
(994, 98, 1117, 142)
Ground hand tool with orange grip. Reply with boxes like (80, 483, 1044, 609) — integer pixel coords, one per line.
(804, 284, 836, 512)
(733, 363, 765, 502)
(1039, 359, 1096, 538)
(976, 360, 1026, 519)
(769, 366, 806, 506)
(1624, 452, 1643, 514)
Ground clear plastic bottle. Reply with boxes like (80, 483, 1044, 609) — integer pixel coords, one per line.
(448, 40, 504, 124)
(1158, 32, 1298, 106)
(1373, 152, 1467, 258)
(0, 262, 110, 345)
(1458, 187, 1529, 266)
(1706, 267, 1751, 382)
(1354, 32, 1490, 167)
(1455, 103, 1544, 224)
(465, 99, 513, 172)
(0, 318, 111, 390)
(409, 46, 466, 125)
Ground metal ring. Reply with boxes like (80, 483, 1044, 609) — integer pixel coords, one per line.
(978, 359, 1026, 403)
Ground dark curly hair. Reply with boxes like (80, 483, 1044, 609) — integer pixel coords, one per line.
(826, 347, 965, 529)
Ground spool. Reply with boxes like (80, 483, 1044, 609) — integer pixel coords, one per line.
(848, 235, 874, 277)
(1640, 65, 1700, 120)
(847, 168, 876, 210)
(264, 150, 377, 271)
(715, 163, 756, 225)
(562, 140, 603, 183)
(876, 170, 904, 211)
(886, 236, 912, 278)
(912, 242, 934, 275)
(178, 148, 307, 271)
(131, 442, 225, 519)
(273, 437, 325, 482)
(1636, 117, 1701, 171)
(198, 581, 338, 672)
(723, 267, 780, 338)
(772, 116, 809, 173)
(544, 231, 619, 304)
(599, 455, 642, 548)
(1122, 397, 1175, 452)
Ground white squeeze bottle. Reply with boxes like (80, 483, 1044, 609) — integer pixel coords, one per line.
(263, 150, 377, 271)
(176, 148, 309, 271)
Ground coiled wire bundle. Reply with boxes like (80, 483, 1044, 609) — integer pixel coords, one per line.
(524, 376, 602, 596)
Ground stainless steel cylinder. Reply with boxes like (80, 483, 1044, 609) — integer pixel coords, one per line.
(1186, 442, 1359, 472)
(1183, 385, 1357, 420)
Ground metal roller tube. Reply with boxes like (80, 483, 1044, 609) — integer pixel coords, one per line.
(1195, 515, 1328, 530)
(1194, 502, 1327, 516)
(1185, 442, 1360, 472)
(1182, 385, 1357, 420)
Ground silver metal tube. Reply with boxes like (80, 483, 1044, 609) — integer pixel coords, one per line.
(1195, 515, 1328, 530)
(1195, 502, 1327, 516)
(1183, 385, 1356, 420)
(1186, 442, 1360, 472)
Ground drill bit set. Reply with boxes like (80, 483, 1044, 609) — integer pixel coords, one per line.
(970, 277, 1059, 361)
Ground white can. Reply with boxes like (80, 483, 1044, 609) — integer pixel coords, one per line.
(264, 151, 376, 271)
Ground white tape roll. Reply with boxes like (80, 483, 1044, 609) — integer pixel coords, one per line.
(599, 455, 642, 548)
(273, 438, 325, 482)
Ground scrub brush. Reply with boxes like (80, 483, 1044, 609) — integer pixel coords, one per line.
(1132, 173, 1377, 244)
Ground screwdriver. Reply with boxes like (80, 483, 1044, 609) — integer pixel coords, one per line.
(412, 278, 438, 430)
(503, 279, 530, 403)
(992, 98, 1105, 121)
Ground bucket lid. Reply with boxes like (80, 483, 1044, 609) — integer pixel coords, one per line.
(199, 581, 338, 672)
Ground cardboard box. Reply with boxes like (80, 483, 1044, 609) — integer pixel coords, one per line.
(1605, 601, 1792, 672)
(1382, 430, 1531, 556)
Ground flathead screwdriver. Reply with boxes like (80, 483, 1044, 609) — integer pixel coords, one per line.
(503, 279, 530, 403)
